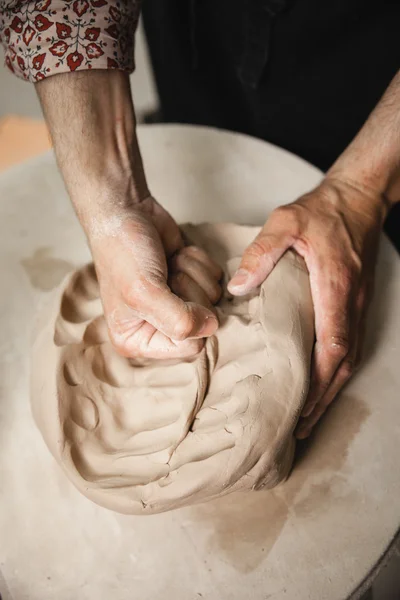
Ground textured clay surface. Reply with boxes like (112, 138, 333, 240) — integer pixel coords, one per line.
(31, 223, 314, 514)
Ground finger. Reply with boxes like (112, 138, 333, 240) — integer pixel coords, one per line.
(300, 274, 373, 438)
(170, 252, 222, 304)
(148, 202, 184, 257)
(179, 246, 223, 280)
(309, 276, 365, 414)
(227, 212, 295, 295)
(159, 218, 184, 258)
(301, 250, 354, 416)
(110, 318, 205, 360)
(297, 281, 365, 438)
(169, 271, 214, 311)
(123, 280, 219, 342)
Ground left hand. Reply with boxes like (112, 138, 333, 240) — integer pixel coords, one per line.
(228, 176, 388, 439)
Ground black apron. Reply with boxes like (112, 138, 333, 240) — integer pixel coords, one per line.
(142, 0, 400, 249)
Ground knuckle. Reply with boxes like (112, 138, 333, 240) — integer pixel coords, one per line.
(271, 204, 302, 233)
(246, 237, 269, 259)
(124, 276, 156, 307)
(173, 251, 192, 272)
(177, 246, 192, 260)
(108, 328, 131, 357)
(183, 338, 204, 356)
(172, 312, 195, 341)
(123, 285, 142, 308)
(209, 283, 222, 304)
(271, 204, 293, 219)
(181, 245, 201, 257)
(325, 336, 350, 359)
(168, 272, 185, 294)
(172, 271, 187, 286)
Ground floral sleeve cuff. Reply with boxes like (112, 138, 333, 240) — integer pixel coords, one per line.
(0, 0, 141, 82)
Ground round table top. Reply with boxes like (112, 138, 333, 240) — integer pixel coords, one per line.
(0, 124, 399, 600)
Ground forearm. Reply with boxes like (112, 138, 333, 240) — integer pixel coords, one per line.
(328, 69, 400, 211)
(35, 70, 149, 232)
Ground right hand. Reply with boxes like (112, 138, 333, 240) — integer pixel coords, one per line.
(87, 196, 222, 359)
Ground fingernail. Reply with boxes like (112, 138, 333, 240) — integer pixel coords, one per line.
(228, 269, 250, 290)
(198, 316, 218, 337)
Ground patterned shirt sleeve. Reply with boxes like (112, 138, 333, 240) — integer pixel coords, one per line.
(0, 0, 141, 83)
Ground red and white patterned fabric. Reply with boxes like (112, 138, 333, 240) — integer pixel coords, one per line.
(0, 0, 140, 82)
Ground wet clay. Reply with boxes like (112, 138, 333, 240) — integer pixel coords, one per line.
(30, 223, 314, 514)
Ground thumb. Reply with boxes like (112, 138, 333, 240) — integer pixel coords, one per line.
(228, 230, 290, 296)
(137, 281, 219, 341)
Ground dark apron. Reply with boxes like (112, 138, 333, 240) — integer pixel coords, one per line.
(142, 0, 400, 249)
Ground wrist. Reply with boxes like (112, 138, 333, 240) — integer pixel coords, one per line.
(326, 70, 400, 212)
(322, 173, 390, 223)
(73, 177, 152, 240)
(327, 163, 400, 212)
(326, 161, 393, 218)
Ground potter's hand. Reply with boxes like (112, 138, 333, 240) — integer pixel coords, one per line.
(229, 67, 400, 438)
(35, 70, 221, 359)
(228, 177, 387, 438)
(228, 70, 400, 438)
(88, 196, 221, 359)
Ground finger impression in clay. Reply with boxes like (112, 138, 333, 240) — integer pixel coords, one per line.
(31, 223, 314, 514)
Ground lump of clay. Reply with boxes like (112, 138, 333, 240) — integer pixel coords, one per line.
(31, 224, 314, 514)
